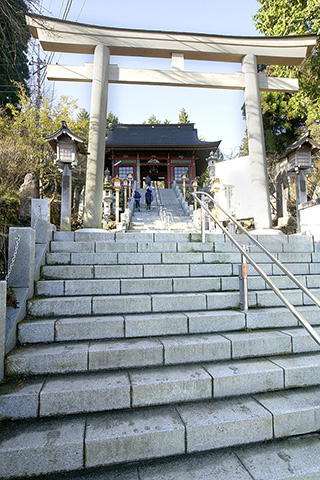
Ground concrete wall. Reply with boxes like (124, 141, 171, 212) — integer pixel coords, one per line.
(300, 200, 320, 240)
(215, 156, 254, 220)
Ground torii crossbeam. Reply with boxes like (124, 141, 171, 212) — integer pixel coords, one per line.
(27, 14, 317, 229)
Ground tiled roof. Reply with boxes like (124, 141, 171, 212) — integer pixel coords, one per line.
(106, 123, 220, 150)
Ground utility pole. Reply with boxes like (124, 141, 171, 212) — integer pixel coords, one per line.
(36, 44, 41, 113)
(29, 43, 47, 197)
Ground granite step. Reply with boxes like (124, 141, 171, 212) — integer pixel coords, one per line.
(45, 250, 318, 266)
(2, 387, 320, 478)
(27, 287, 318, 318)
(17, 307, 320, 345)
(7, 327, 320, 377)
(35, 273, 320, 297)
(49, 239, 316, 255)
(49, 240, 217, 253)
(41, 261, 320, 280)
(3, 353, 320, 421)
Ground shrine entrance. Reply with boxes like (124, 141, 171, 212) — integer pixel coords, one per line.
(27, 14, 316, 229)
(140, 165, 167, 188)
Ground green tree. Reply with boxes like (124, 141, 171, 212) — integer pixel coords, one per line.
(239, 130, 249, 157)
(178, 107, 190, 124)
(0, 0, 33, 107)
(253, 0, 320, 155)
(0, 85, 89, 200)
(106, 111, 119, 136)
(143, 114, 162, 125)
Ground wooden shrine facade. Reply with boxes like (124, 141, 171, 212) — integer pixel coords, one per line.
(105, 123, 220, 188)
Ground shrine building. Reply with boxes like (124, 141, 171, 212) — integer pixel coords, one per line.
(105, 123, 221, 188)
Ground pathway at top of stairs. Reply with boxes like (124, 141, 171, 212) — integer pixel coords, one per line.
(1, 230, 320, 479)
(129, 187, 195, 232)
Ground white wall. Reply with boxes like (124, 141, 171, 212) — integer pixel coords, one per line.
(300, 201, 320, 240)
(215, 155, 254, 220)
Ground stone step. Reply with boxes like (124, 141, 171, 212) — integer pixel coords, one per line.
(40, 263, 236, 279)
(45, 250, 318, 266)
(50, 240, 218, 253)
(41, 259, 320, 280)
(27, 288, 320, 318)
(61, 434, 320, 480)
(53, 230, 313, 245)
(1, 387, 320, 478)
(54, 231, 219, 243)
(7, 327, 320, 377)
(50, 239, 315, 255)
(3, 353, 320, 421)
(18, 306, 320, 344)
(35, 274, 320, 297)
(18, 310, 244, 343)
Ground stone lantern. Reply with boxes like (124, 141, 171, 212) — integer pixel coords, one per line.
(191, 178, 199, 211)
(181, 172, 187, 199)
(122, 178, 129, 210)
(279, 131, 317, 231)
(127, 172, 133, 199)
(112, 176, 122, 223)
(206, 150, 223, 184)
(103, 169, 113, 223)
(45, 121, 87, 231)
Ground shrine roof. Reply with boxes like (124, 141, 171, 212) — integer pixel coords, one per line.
(105, 124, 220, 151)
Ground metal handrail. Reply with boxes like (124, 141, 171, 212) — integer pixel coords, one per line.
(193, 190, 320, 347)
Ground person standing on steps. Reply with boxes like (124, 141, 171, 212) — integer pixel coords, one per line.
(145, 186, 153, 211)
(145, 175, 151, 187)
(133, 190, 141, 211)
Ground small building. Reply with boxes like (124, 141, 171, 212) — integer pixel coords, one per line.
(105, 123, 221, 188)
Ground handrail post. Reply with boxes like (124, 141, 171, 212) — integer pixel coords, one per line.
(201, 194, 206, 243)
(239, 250, 249, 311)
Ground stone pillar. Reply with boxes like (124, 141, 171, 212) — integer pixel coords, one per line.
(136, 154, 141, 189)
(78, 186, 85, 220)
(276, 175, 284, 219)
(0, 281, 6, 382)
(84, 44, 110, 228)
(8, 227, 35, 296)
(31, 198, 50, 244)
(19, 173, 39, 220)
(73, 188, 80, 215)
(60, 164, 72, 231)
(242, 54, 272, 229)
(296, 171, 307, 232)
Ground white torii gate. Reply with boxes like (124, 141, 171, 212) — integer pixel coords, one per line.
(27, 15, 317, 229)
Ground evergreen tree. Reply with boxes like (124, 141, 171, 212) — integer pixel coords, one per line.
(0, 0, 32, 107)
(178, 107, 190, 124)
(143, 114, 161, 125)
(106, 111, 119, 135)
(0, 86, 89, 197)
(253, 0, 320, 155)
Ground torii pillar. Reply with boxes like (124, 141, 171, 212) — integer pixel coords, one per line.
(242, 54, 272, 229)
(84, 45, 110, 228)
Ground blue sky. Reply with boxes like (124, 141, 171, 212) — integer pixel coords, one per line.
(34, 0, 261, 155)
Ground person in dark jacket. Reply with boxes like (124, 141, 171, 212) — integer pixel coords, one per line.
(133, 190, 141, 211)
(145, 186, 153, 211)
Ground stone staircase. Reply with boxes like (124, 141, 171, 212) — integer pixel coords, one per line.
(1, 230, 320, 479)
(129, 187, 195, 232)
